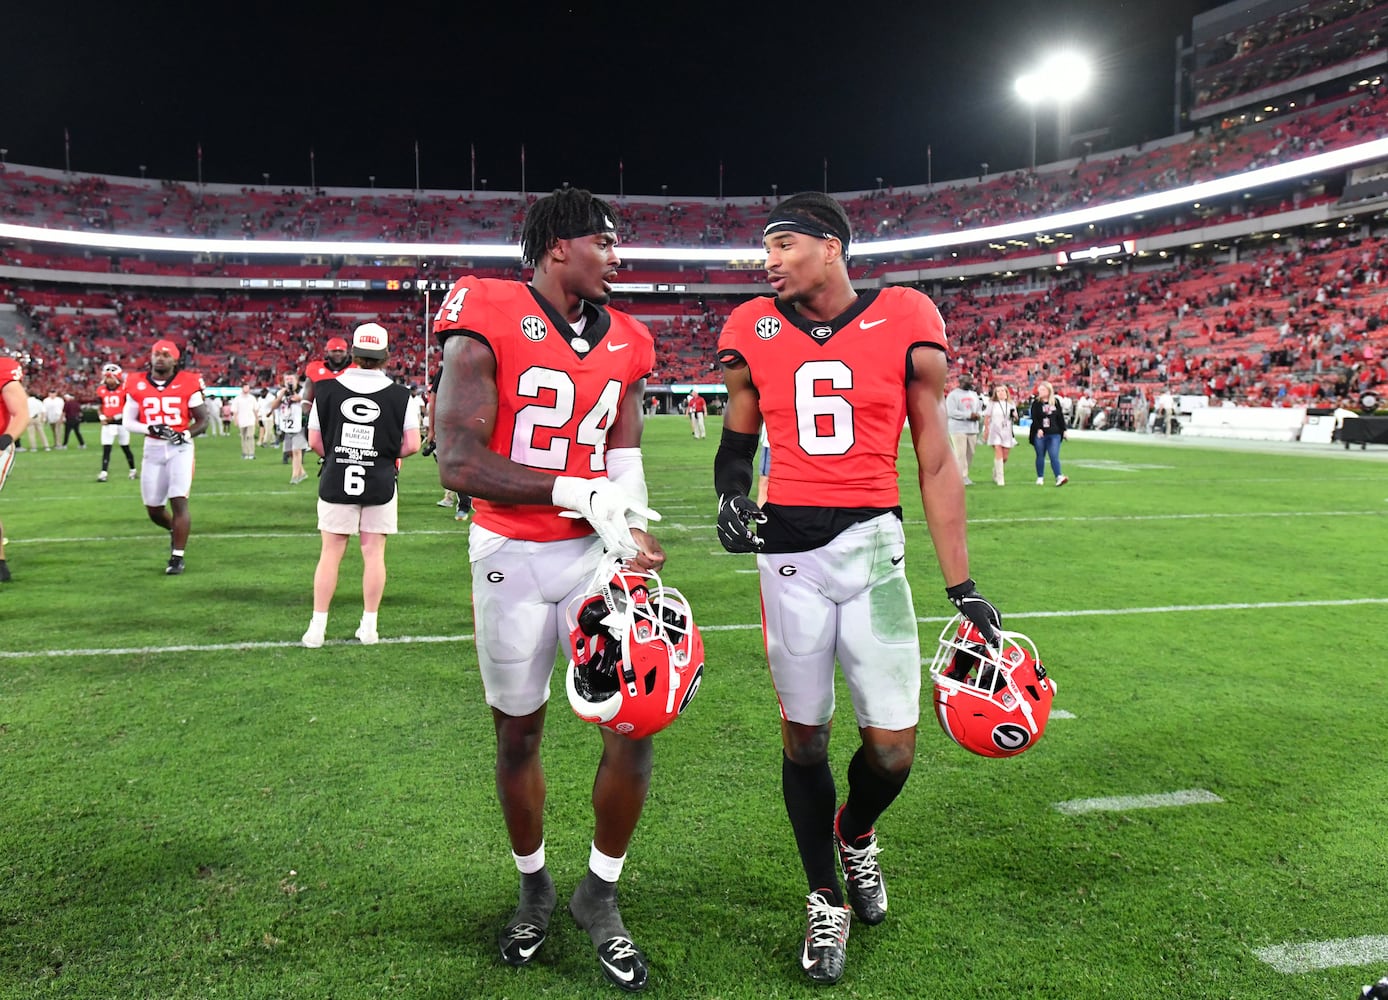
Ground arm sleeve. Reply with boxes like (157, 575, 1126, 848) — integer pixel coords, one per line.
(713, 427, 759, 499)
(123, 396, 149, 435)
(606, 447, 649, 530)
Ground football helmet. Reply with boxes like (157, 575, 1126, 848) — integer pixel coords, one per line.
(565, 561, 704, 739)
(928, 615, 1055, 758)
(102, 363, 123, 381)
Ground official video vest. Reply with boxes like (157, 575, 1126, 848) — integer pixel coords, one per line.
(313, 374, 412, 506)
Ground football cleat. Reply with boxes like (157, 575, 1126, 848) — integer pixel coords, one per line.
(355, 624, 378, 645)
(498, 921, 547, 967)
(594, 936, 649, 993)
(165, 555, 185, 576)
(129, 468, 139, 479)
(1362, 977, 1388, 999)
(801, 890, 850, 985)
(835, 808, 887, 925)
(96, 470, 108, 482)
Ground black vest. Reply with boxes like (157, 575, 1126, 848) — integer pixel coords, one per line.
(313, 375, 412, 506)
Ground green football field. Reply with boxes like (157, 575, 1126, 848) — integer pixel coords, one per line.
(1, 419, 1385, 999)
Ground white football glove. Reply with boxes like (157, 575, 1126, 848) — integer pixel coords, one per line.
(552, 475, 661, 560)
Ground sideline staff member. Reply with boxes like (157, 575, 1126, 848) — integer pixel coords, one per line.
(301, 322, 420, 647)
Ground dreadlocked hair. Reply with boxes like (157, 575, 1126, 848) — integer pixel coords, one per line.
(773, 191, 853, 252)
(520, 188, 620, 267)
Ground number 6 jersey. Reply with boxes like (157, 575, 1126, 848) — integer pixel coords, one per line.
(717, 286, 948, 510)
(432, 276, 656, 542)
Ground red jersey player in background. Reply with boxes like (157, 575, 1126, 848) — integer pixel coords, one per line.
(96, 363, 138, 482)
(0, 353, 32, 582)
(714, 192, 1004, 985)
(122, 339, 210, 575)
(433, 188, 664, 992)
(300, 334, 353, 411)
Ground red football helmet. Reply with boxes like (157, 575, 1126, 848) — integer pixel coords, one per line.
(565, 562, 704, 739)
(928, 615, 1056, 758)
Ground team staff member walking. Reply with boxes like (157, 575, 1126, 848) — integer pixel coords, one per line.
(714, 192, 1003, 986)
(1028, 380, 1069, 486)
(122, 339, 209, 575)
(301, 323, 420, 648)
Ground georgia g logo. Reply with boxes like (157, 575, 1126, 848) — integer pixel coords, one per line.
(521, 315, 547, 341)
(755, 317, 781, 340)
(992, 723, 1031, 753)
(339, 397, 382, 422)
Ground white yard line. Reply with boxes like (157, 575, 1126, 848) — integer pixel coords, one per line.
(1053, 788, 1224, 815)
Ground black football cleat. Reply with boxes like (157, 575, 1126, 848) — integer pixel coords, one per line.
(836, 808, 888, 925)
(165, 555, 185, 576)
(801, 890, 850, 985)
(499, 921, 547, 967)
(595, 935, 649, 992)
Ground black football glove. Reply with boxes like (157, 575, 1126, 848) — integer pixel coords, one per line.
(717, 493, 767, 553)
(147, 423, 177, 441)
(945, 578, 1002, 646)
(420, 438, 437, 458)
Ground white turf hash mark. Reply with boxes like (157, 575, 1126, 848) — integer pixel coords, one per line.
(1052, 788, 1224, 815)
(1253, 935, 1388, 973)
(5, 598, 1388, 659)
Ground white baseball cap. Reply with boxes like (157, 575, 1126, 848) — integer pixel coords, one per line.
(351, 322, 389, 359)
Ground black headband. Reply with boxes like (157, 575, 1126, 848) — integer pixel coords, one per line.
(555, 205, 618, 241)
(763, 210, 849, 247)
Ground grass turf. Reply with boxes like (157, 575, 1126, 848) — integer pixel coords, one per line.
(0, 421, 1385, 998)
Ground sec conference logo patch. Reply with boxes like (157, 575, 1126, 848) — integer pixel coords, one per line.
(521, 316, 547, 342)
(755, 317, 781, 340)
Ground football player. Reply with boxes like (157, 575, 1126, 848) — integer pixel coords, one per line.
(714, 192, 1003, 985)
(95, 363, 138, 482)
(122, 340, 210, 575)
(300, 335, 353, 412)
(433, 187, 664, 992)
(0, 353, 32, 582)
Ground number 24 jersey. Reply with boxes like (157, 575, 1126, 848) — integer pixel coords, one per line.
(432, 276, 656, 542)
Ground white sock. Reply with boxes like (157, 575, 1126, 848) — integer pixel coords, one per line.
(171, 548, 185, 558)
(588, 842, 626, 883)
(513, 842, 546, 875)
(359, 611, 378, 631)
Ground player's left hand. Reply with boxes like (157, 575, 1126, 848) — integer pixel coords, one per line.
(623, 528, 666, 572)
(717, 493, 766, 553)
(945, 578, 1001, 646)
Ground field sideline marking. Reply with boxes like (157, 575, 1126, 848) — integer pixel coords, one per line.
(5, 597, 1387, 660)
(1053, 788, 1224, 815)
(1253, 935, 1388, 973)
(9, 508, 1388, 546)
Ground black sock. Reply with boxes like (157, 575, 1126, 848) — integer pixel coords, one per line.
(101, 445, 111, 472)
(782, 752, 841, 905)
(122, 445, 136, 468)
(839, 747, 910, 845)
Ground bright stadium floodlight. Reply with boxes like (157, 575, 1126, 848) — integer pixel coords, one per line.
(1015, 50, 1092, 168)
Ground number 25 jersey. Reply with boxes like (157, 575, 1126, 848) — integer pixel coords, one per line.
(718, 286, 948, 509)
(433, 276, 656, 542)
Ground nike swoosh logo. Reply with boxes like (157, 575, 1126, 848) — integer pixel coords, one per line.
(891, 555, 904, 565)
(516, 941, 542, 959)
(859, 318, 887, 329)
(801, 940, 817, 971)
(601, 957, 635, 982)
(606, 342, 629, 351)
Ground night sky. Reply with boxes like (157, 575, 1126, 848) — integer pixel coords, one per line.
(6, 0, 1229, 198)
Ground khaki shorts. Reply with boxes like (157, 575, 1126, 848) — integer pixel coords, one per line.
(317, 494, 398, 535)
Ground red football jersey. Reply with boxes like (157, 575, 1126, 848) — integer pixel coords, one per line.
(125, 370, 206, 433)
(0, 357, 21, 423)
(718, 286, 948, 509)
(433, 276, 656, 541)
(98, 382, 128, 420)
(304, 359, 353, 383)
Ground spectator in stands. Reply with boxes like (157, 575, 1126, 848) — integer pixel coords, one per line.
(1028, 380, 1069, 486)
(24, 391, 51, 452)
(0, 353, 32, 582)
(43, 390, 64, 447)
(61, 393, 86, 449)
(301, 322, 419, 648)
(984, 384, 1018, 486)
(231, 384, 259, 459)
(945, 372, 982, 484)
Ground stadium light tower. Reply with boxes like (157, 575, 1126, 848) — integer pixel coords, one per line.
(1015, 51, 1092, 169)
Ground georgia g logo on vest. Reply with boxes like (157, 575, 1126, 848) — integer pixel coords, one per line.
(521, 316, 547, 341)
(339, 397, 382, 422)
